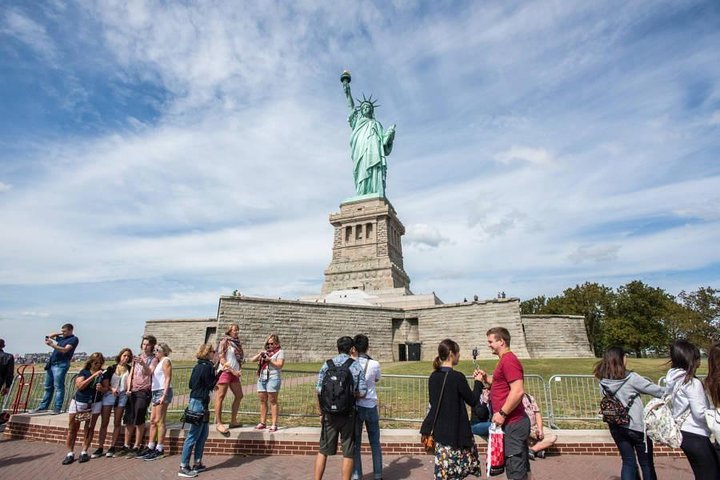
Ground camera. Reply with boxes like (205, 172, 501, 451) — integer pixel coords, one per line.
(472, 347, 479, 368)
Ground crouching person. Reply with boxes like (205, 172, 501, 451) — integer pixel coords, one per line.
(522, 393, 557, 459)
(179, 343, 218, 478)
(314, 336, 367, 480)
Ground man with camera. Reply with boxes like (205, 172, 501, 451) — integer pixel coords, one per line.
(33, 323, 79, 414)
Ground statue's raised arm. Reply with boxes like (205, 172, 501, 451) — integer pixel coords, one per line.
(341, 70, 355, 112)
(339, 70, 396, 198)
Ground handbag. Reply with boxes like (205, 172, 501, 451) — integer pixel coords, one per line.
(73, 403, 92, 423)
(420, 371, 449, 454)
(181, 406, 208, 426)
(487, 423, 505, 476)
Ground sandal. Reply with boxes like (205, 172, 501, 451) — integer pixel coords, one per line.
(229, 422, 242, 428)
(254, 423, 266, 430)
(216, 424, 230, 435)
(268, 425, 278, 432)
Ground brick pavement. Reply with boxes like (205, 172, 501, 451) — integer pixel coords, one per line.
(0, 435, 694, 480)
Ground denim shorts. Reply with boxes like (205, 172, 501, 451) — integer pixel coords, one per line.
(102, 391, 128, 408)
(257, 376, 281, 393)
(151, 388, 173, 405)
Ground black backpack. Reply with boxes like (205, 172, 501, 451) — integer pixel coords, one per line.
(319, 358, 356, 415)
(599, 376, 638, 426)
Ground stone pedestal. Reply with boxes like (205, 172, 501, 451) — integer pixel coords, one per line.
(321, 197, 411, 294)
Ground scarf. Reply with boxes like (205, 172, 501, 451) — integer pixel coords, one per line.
(220, 336, 244, 364)
(257, 345, 281, 379)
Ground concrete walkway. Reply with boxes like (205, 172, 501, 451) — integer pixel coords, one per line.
(0, 435, 694, 480)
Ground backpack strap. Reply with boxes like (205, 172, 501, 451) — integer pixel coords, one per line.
(607, 375, 633, 397)
(326, 359, 336, 372)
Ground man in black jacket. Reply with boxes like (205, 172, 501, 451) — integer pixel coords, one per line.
(0, 339, 14, 396)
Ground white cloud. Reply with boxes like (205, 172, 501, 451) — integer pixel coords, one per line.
(405, 224, 449, 249)
(2, 1, 720, 355)
(494, 146, 553, 166)
(710, 111, 720, 126)
(1, 9, 58, 64)
(568, 244, 621, 264)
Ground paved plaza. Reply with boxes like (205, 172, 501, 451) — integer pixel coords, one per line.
(0, 436, 694, 480)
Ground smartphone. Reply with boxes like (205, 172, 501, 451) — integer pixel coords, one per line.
(472, 347, 479, 368)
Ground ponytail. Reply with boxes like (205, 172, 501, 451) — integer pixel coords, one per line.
(434, 338, 459, 371)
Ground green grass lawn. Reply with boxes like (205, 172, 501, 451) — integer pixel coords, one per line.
(382, 357, 707, 382)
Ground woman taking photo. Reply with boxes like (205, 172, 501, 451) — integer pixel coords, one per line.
(142, 342, 173, 460)
(179, 343, 218, 478)
(94, 347, 132, 458)
(62, 352, 106, 465)
(215, 323, 244, 434)
(594, 347, 664, 479)
(250, 334, 285, 432)
(666, 339, 720, 478)
(420, 339, 483, 479)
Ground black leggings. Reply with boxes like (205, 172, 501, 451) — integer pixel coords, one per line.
(680, 430, 720, 480)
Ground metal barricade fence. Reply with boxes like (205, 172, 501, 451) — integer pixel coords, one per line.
(5, 367, 680, 428)
(547, 374, 602, 428)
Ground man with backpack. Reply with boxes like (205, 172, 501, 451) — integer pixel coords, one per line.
(314, 336, 367, 480)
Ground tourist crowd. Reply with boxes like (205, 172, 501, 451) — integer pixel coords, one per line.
(3, 322, 720, 480)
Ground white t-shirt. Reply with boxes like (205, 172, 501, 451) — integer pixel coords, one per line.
(356, 356, 381, 408)
(260, 349, 284, 379)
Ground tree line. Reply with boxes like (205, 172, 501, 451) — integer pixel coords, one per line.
(521, 281, 719, 357)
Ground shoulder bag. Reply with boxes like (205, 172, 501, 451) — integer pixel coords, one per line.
(420, 371, 449, 454)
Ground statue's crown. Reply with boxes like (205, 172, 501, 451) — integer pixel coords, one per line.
(357, 93, 380, 109)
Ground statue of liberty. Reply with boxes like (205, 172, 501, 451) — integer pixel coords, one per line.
(341, 71, 396, 197)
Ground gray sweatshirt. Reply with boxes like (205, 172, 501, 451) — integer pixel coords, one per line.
(665, 368, 710, 436)
(599, 372, 664, 432)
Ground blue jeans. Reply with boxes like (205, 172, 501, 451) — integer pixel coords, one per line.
(471, 421, 490, 438)
(181, 398, 209, 467)
(609, 425, 657, 480)
(38, 362, 69, 412)
(353, 405, 383, 480)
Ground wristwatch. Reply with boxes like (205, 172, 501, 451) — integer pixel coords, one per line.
(499, 409, 508, 418)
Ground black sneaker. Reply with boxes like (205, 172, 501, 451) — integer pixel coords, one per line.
(124, 447, 138, 458)
(62, 454, 74, 465)
(79, 452, 90, 463)
(537, 450, 546, 459)
(528, 448, 536, 461)
(106, 447, 116, 458)
(178, 466, 198, 478)
(30, 408, 48, 414)
(144, 449, 165, 461)
(91, 448, 103, 458)
(135, 446, 151, 458)
(192, 462, 207, 472)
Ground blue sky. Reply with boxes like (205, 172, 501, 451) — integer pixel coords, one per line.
(1, 1, 719, 356)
